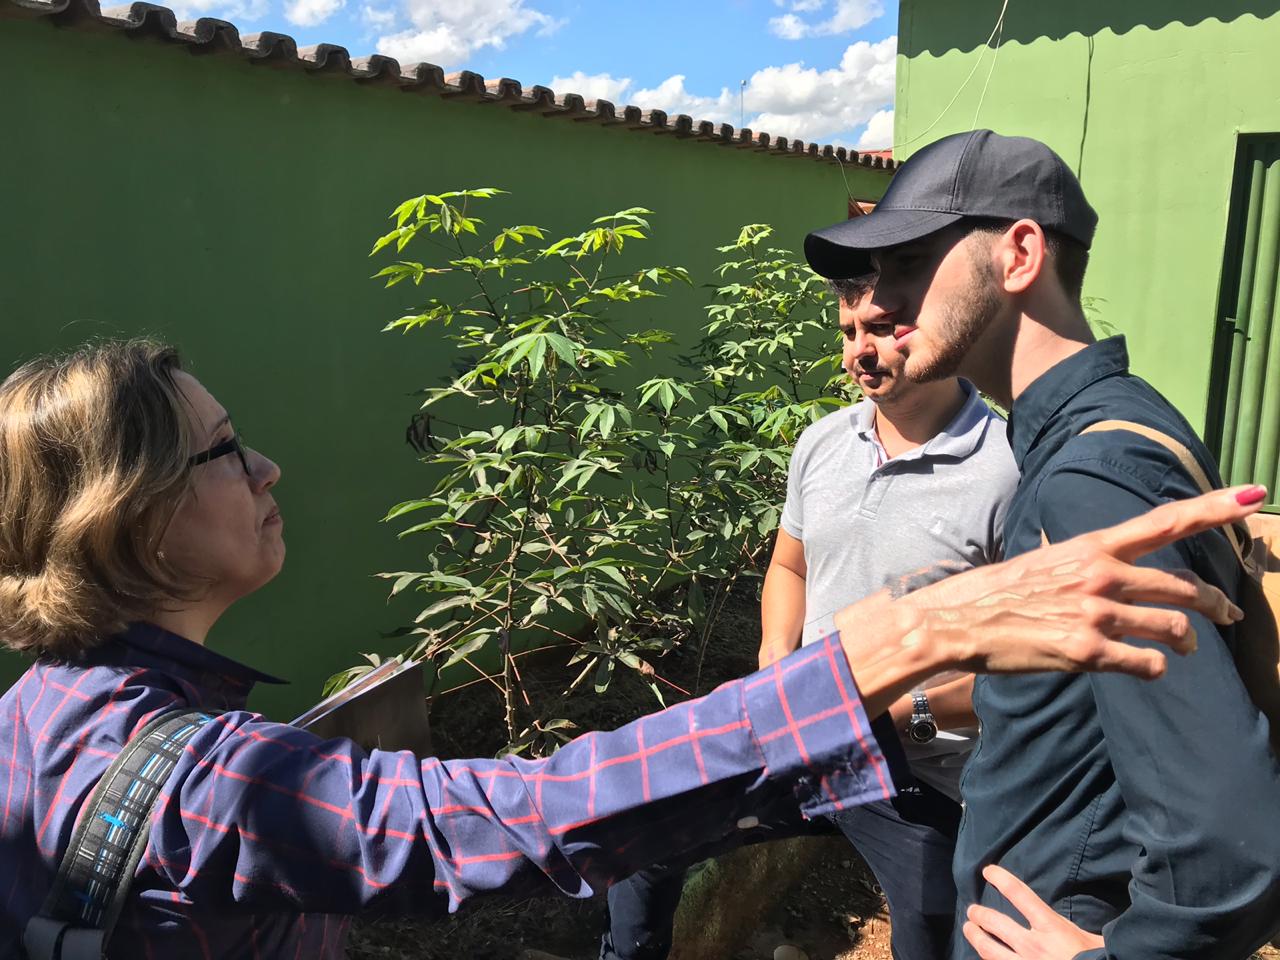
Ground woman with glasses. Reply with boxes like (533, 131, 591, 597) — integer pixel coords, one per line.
(0, 339, 1257, 958)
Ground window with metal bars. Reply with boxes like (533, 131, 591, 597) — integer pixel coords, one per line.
(1208, 136, 1280, 501)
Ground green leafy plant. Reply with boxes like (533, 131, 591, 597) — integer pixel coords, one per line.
(331, 190, 848, 756)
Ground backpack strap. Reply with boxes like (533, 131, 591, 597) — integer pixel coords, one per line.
(1078, 419, 1251, 566)
(24, 709, 216, 960)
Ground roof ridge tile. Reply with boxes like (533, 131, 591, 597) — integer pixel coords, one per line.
(1, 0, 895, 173)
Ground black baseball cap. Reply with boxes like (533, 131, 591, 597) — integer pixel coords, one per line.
(804, 129, 1098, 278)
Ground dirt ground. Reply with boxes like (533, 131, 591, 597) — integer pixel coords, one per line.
(346, 834, 894, 959)
(349, 582, 896, 960)
(347, 584, 1279, 960)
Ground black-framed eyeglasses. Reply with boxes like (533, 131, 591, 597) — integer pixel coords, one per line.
(188, 434, 251, 475)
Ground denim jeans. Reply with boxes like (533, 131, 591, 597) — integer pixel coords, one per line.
(600, 782, 961, 960)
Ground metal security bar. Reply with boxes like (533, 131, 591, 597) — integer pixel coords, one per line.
(1212, 137, 1280, 497)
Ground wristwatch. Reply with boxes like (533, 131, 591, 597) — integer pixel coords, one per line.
(906, 690, 938, 744)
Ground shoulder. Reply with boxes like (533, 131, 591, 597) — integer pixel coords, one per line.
(1044, 421, 1211, 504)
(972, 407, 1017, 466)
(13, 658, 188, 754)
(792, 402, 860, 459)
(1040, 369, 1212, 488)
(1029, 428, 1206, 543)
(951, 397, 1020, 496)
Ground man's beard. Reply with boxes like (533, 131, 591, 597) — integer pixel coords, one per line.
(906, 267, 1002, 384)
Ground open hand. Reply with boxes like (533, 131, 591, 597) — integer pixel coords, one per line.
(886, 483, 1260, 678)
(963, 864, 1104, 959)
(832, 485, 1263, 716)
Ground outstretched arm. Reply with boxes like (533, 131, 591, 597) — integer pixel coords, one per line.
(147, 486, 1261, 919)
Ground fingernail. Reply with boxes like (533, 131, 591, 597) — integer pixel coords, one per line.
(1230, 603, 1244, 622)
(1236, 485, 1267, 505)
(1184, 625, 1198, 654)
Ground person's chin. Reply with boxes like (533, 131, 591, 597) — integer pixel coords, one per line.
(259, 551, 286, 590)
(858, 373, 896, 397)
(262, 536, 286, 576)
(903, 348, 939, 383)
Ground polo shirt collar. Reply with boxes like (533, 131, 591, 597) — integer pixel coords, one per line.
(853, 379, 992, 464)
(116, 621, 287, 694)
(1008, 336, 1131, 469)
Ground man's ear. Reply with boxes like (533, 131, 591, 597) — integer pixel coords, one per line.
(996, 219, 1048, 295)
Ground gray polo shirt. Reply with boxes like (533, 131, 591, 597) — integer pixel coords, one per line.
(780, 380, 1018, 801)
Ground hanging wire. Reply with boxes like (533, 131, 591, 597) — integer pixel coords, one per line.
(971, 0, 1008, 127)
(835, 152, 857, 207)
(892, 0, 1012, 151)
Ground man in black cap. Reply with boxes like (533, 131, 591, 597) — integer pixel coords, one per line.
(804, 130, 1280, 960)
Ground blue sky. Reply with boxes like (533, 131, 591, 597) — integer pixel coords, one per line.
(165, 0, 900, 149)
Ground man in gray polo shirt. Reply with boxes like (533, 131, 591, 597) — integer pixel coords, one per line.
(600, 276, 1018, 960)
(757, 272, 1018, 958)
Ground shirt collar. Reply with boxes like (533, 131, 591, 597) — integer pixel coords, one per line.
(113, 621, 287, 698)
(1008, 336, 1131, 469)
(853, 379, 994, 464)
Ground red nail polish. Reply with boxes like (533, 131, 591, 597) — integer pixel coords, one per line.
(1236, 486, 1267, 506)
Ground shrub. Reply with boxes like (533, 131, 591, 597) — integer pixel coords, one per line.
(327, 189, 852, 755)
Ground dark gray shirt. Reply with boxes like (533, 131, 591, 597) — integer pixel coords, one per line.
(953, 337, 1280, 960)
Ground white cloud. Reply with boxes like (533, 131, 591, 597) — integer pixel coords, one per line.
(164, 0, 268, 21)
(360, 3, 397, 29)
(770, 14, 807, 39)
(745, 35, 896, 142)
(610, 36, 895, 147)
(285, 0, 344, 27)
(769, 0, 884, 39)
(855, 107, 894, 149)
(549, 71, 634, 104)
(375, 0, 561, 67)
(630, 75, 738, 122)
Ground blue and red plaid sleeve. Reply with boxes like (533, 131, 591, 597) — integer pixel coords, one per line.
(145, 633, 893, 915)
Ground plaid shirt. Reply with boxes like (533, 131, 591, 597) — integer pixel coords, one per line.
(0, 623, 892, 958)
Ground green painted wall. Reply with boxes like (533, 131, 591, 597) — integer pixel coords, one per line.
(896, 1, 1280, 431)
(0, 13, 890, 718)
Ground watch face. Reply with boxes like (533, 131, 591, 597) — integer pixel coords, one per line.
(909, 719, 938, 744)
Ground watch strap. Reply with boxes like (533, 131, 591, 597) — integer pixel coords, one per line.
(911, 689, 931, 717)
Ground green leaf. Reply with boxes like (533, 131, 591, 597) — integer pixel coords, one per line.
(590, 563, 628, 589)
(547, 334, 579, 366)
(598, 405, 616, 439)
(527, 336, 548, 380)
(648, 682, 667, 709)
(593, 656, 614, 694)
(443, 630, 494, 668)
(422, 572, 474, 591)
(414, 594, 473, 621)
(383, 499, 437, 522)
(687, 578, 707, 627)
(385, 572, 422, 596)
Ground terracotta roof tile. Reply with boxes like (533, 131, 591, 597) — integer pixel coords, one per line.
(1, 0, 897, 173)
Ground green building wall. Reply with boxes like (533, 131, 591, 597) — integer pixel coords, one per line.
(0, 8, 891, 717)
(896, 1, 1280, 433)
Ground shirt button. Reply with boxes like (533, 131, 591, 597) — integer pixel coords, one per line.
(737, 816, 760, 830)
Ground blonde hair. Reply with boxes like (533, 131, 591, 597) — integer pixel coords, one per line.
(0, 340, 202, 659)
